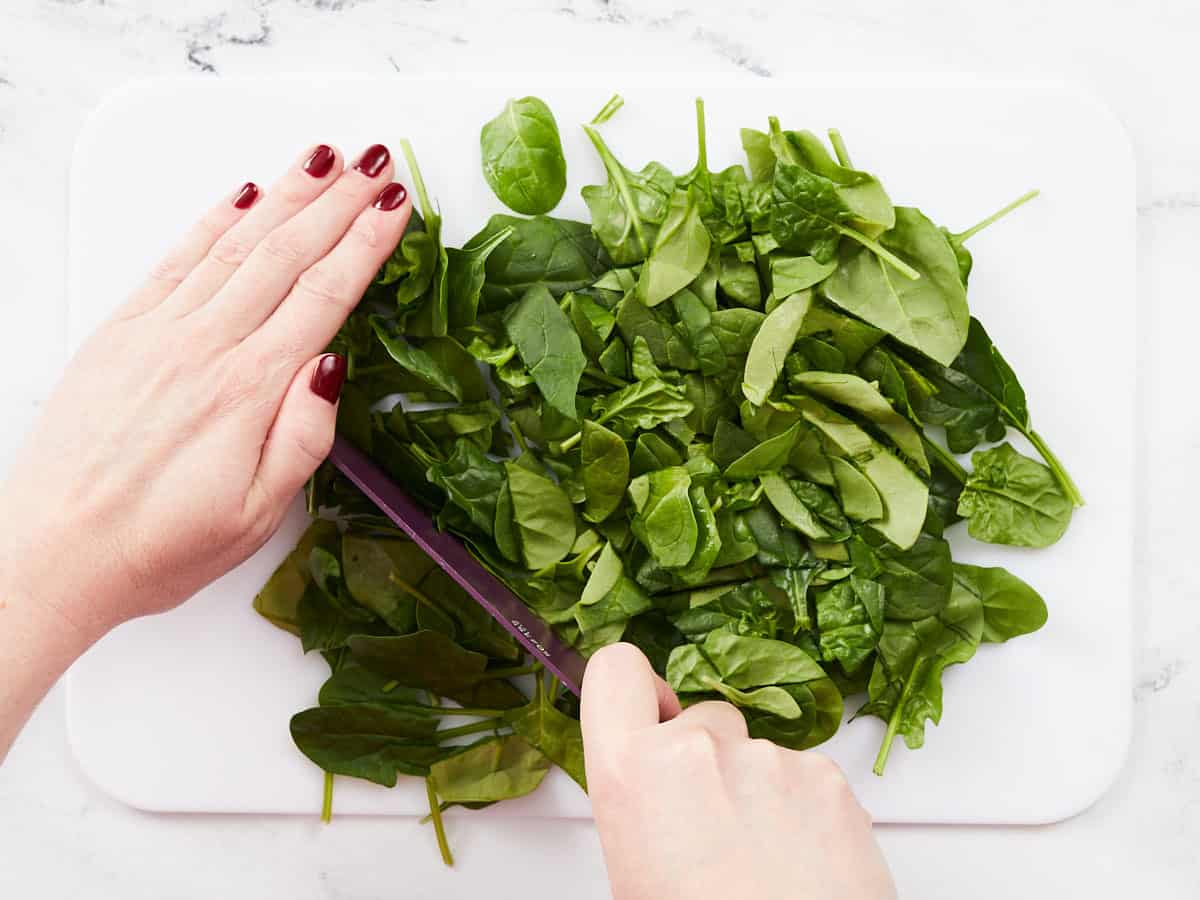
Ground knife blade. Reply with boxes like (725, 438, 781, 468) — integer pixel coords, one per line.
(327, 435, 588, 697)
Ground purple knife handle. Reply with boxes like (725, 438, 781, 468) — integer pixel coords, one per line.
(328, 436, 587, 697)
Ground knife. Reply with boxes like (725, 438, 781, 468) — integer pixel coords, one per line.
(328, 435, 588, 697)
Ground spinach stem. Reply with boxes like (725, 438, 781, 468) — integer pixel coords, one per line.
(584, 366, 628, 388)
(873, 659, 924, 776)
(694, 97, 708, 173)
(546, 675, 561, 702)
(827, 129, 853, 168)
(583, 124, 649, 256)
(953, 189, 1040, 243)
(921, 435, 967, 483)
(437, 718, 506, 741)
(425, 778, 454, 867)
(590, 93, 625, 126)
(400, 138, 435, 221)
(837, 226, 921, 280)
(509, 418, 529, 454)
(386, 573, 440, 614)
(1017, 424, 1085, 506)
(321, 771, 334, 823)
(558, 430, 583, 452)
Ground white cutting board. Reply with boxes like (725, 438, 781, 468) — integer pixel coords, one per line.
(64, 74, 1134, 824)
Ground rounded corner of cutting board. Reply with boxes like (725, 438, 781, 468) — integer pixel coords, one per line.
(63, 675, 172, 814)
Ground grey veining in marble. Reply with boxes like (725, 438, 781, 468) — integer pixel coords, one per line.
(1, 0, 1198, 897)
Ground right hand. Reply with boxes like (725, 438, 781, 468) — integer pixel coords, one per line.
(581, 643, 897, 900)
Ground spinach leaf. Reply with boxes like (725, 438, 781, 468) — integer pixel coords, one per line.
(816, 576, 885, 672)
(348, 631, 527, 709)
(829, 456, 883, 522)
(582, 124, 675, 264)
(370, 316, 463, 401)
(673, 288, 727, 375)
(399, 140, 450, 337)
(254, 520, 339, 636)
(635, 189, 712, 307)
(628, 468, 698, 568)
(505, 690, 587, 789)
(770, 254, 837, 297)
(742, 290, 812, 406)
(723, 421, 802, 481)
(580, 420, 630, 523)
(871, 531, 953, 622)
(711, 308, 765, 357)
(480, 96, 567, 215)
(504, 285, 586, 420)
(761, 472, 851, 542)
(290, 705, 443, 787)
(473, 215, 610, 311)
(860, 572, 983, 774)
(957, 443, 1073, 547)
(822, 207, 970, 366)
(794, 396, 928, 550)
(429, 735, 551, 803)
(792, 371, 928, 473)
(585, 377, 693, 435)
(503, 461, 576, 570)
(952, 563, 1047, 643)
(426, 439, 506, 537)
(445, 224, 514, 330)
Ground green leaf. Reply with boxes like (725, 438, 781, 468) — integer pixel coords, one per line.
(635, 189, 712, 306)
(792, 371, 928, 473)
(822, 207, 970, 366)
(580, 420, 630, 523)
(480, 96, 567, 215)
(761, 473, 851, 542)
(341, 535, 433, 633)
(589, 377, 694, 433)
(628, 468, 698, 569)
(582, 124, 676, 265)
(430, 735, 552, 803)
(793, 395, 927, 550)
(370, 316, 463, 401)
(829, 456, 883, 522)
(445, 225, 514, 330)
(723, 421, 802, 481)
(472, 215, 610, 311)
(770, 255, 837, 297)
(426, 439, 506, 537)
(504, 461, 576, 570)
(673, 288, 728, 375)
(816, 576, 885, 672)
(711, 308, 765, 358)
(742, 290, 812, 406)
(505, 693, 587, 789)
(951, 563, 1047, 644)
(348, 631, 527, 709)
(290, 706, 442, 787)
(957, 443, 1073, 548)
(872, 531, 953, 622)
(254, 520, 339, 635)
(504, 285, 586, 420)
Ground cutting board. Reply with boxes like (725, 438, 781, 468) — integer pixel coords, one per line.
(64, 74, 1134, 824)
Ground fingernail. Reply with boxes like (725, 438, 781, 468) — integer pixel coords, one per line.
(232, 182, 259, 209)
(373, 182, 408, 211)
(303, 144, 336, 178)
(354, 143, 390, 178)
(310, 354, 347, 405)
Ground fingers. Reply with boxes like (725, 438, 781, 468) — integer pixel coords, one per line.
(665, 700, 750, 741)
(118, 182, 259, 320)
(248, 353, 346, 515)
(196, 143, 397, 343)
(159, 144, 345, 318)
(246, 180, 412, 362)
(582, 643, 682, 750)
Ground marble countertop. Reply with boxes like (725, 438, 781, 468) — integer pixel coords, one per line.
(0, 0, 1196, 897)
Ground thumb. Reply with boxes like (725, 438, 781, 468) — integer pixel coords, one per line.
(253, 353, 345, 511)
(581, 643, 682, 752)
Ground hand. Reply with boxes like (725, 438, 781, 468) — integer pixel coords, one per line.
(0, 142, 410, 755)
(581, 644, 897, 900)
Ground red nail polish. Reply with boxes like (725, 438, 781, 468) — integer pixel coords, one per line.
(354, 143, 390, 178)
(373, 182, 408, 211)
(310, 354, 347, 404)
(232, 182, 259, 209)
(303, 144, 336, 178)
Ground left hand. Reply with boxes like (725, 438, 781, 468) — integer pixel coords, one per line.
(0, 142, 411, 755)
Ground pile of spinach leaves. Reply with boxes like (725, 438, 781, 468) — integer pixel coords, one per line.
(254, 95, 1072, 861)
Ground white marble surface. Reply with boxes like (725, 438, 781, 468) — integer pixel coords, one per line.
(0, 0, 1195, 897)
